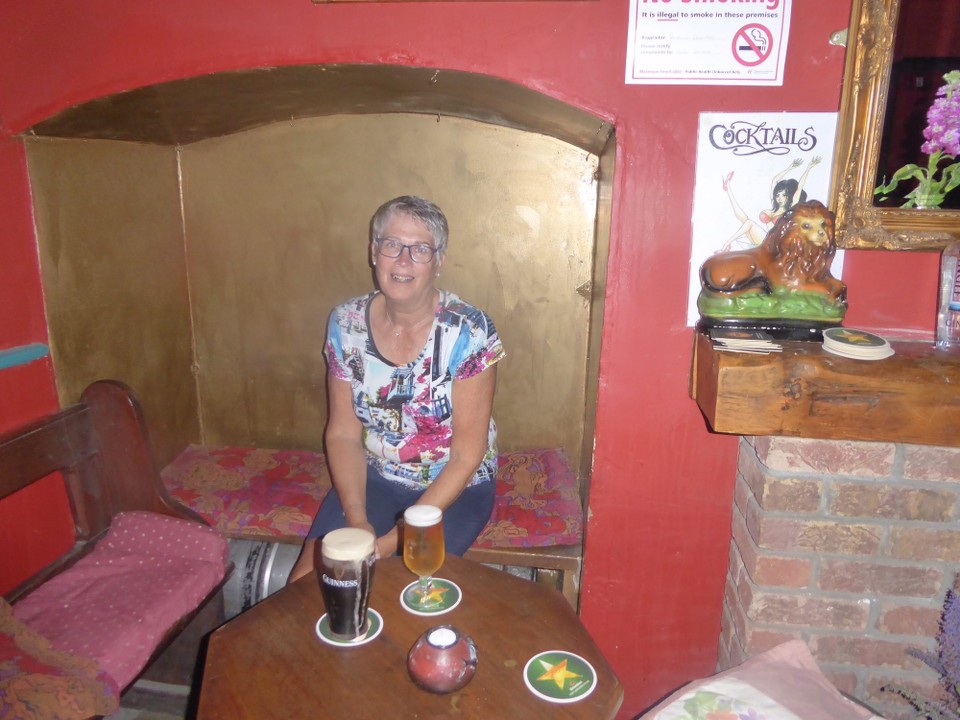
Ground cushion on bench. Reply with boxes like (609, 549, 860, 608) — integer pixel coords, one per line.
(162, 445, 582, 548)
(1, 598, 119, 720)
(474, 448, 582, 548)
(13, 511, 229, 690)
(161, 445, 331, 539)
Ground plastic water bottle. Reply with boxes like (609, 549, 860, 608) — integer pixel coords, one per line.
(936, 241, 960, 350)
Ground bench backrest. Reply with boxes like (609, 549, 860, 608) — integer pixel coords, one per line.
(1, 380, 207, 602)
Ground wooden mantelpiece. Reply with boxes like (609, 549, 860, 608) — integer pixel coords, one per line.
(690, 332, 960, 448)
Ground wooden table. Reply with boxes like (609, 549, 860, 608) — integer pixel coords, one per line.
(197, 555, 623, 719)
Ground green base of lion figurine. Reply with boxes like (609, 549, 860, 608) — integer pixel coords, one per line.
(698, 286, 846, 323)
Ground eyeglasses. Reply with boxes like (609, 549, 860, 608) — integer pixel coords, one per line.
(375, 237, 438, 264)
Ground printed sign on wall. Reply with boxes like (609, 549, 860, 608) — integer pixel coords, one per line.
(626, 0, 792, 86)
(686, 111, 841, 326)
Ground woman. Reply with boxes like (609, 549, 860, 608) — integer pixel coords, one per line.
(289, 196, 505, 582)
(720, 156, 821, 251)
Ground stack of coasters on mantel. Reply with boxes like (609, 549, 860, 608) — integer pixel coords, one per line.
(709, 329, 782, 354)
(821, 327, 894, 360)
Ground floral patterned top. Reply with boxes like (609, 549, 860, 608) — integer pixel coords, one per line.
(325, 290, 505, 489)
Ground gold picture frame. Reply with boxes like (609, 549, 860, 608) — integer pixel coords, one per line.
(830, 0, 960, 250)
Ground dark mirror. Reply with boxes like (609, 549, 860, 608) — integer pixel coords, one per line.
(875, 0, 959, 210)
(830, 0, 960, 249)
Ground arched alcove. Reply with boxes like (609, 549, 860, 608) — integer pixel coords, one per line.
(25, 64, 614, 507)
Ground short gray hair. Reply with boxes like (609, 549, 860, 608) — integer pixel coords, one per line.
(370, 196, 449, 257)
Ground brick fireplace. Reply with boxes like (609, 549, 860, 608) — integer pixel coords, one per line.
(720, 435, 960, 719)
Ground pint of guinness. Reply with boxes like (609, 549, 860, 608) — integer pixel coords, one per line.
(316, 527, 376, 641)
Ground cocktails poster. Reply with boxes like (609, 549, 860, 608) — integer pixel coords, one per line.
(686, 111, 841, 326)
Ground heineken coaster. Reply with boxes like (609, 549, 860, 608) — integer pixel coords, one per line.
(400, 578, 462, 616)
(822, 327, 894, 359)
(524, 650, 597, 703)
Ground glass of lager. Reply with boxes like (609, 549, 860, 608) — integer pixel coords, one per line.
(403, 505, 445, 607)
(316, 527, 376, 641)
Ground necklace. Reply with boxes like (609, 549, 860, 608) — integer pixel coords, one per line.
(387, 312, 433, 338)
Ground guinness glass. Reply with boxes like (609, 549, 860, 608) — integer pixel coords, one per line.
(316, 527, 376, 641)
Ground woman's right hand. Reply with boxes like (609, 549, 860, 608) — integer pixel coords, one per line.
(350, 518, 378, 547)
(287, 518, 379, 585)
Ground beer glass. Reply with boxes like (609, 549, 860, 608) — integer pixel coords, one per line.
(403, 505, 445, 607)
(316, 527, 376, 641)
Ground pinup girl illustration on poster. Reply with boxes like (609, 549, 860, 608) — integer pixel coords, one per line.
(719, 156, 821, 251)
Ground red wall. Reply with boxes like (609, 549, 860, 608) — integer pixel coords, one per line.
(0, 1, 941, 716)
(0, 134, 69, 588)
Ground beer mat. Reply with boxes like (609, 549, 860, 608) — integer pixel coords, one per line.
(821, 327, 894, 360)
(400, 578, 462, 616)
(523, 650, 597, 704)
(822, 344, 895, 360)
(315, 608, 383, 647)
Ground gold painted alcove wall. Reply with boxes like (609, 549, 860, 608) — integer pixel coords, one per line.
(25, 65, 614, 502)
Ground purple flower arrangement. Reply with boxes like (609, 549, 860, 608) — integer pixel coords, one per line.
(876, 70, 960, 209)
(884, 584, 960, 719)
(923, 71, 960, 158)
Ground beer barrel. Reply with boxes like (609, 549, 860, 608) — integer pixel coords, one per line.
(224, 539, 301, 618)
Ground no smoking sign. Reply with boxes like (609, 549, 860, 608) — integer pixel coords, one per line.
(732, 23, 773, 67)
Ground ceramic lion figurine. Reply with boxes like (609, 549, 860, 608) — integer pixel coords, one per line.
(698, 200, 847, 329)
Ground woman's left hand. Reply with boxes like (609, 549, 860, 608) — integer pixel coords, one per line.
(375, 529, 399, 559)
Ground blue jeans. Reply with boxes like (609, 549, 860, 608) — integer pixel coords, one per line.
(306, 464, 496, 556)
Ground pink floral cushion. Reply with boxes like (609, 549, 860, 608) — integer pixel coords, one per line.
(162, 445, 583, 549)
(162, 445, 331, 540)
(474, 448, 582, 548)
(1, 599, 119, 720)
(13, 511, 229, 690)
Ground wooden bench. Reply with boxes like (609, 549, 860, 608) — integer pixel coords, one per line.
(0, 380, 231, 719)
(161, 444, 584, 610)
